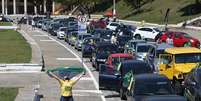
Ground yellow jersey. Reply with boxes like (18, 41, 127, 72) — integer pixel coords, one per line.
(59, 80, 76, 96)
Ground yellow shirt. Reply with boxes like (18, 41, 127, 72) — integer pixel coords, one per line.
(59, 80, 76, 96)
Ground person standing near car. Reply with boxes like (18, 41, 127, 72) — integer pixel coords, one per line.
(48, 71, 84, 101)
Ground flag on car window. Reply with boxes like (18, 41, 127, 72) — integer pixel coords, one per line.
(122, 71, 134, 91)
(47, 66, 86, 80)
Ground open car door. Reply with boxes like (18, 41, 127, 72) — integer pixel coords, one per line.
(99, 64, 121, 91)
(159, 54, 173, 80)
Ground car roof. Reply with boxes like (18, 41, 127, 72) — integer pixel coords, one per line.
(135, 74, 169, 83)
(129, 40, 146, 43)
(156, 43, 173, 50)
(142, 95, 187, 101)
(165, 47, 201, 54)
(109, 53, 133, 58)
(137, 43, 156, 46)
(96, 42, 117, 47)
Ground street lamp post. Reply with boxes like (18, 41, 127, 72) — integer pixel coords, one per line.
(113, 0, 116, 18)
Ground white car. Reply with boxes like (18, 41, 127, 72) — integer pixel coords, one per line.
(57, 27, 67, 39)
(106, 22, 120, 31)
(133, 27, 161, 40)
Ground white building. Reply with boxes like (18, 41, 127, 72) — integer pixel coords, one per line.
(0, 0, 55, 15)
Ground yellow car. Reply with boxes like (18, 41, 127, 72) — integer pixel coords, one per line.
(159, 47, 201, 80)
(158, 47, 201, 94)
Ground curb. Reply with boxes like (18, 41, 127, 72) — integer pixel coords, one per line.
(0, 64, 42, 72)
(0, 26, 17, 30)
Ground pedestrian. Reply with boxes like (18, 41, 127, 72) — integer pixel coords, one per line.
(48, 71, 84, 101)
(111, 33, 117, 44)
(166, 34, 173, 45)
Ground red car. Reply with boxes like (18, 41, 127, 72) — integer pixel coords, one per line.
(159, 31, 200, 48)
(88, 19, 107, 30)
(106, 53, 134, 69)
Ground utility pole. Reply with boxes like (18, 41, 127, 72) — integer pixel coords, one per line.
(113, 0, 116, 18)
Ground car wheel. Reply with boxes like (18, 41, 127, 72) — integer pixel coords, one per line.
(184, 42, 191, 47)
(135, 34, 141, 40)
(120, 88, 127, 100)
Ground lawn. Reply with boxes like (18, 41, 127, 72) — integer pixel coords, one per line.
(0, 87, 18, 101)
(0, 22, 12, 26)
(0, 30, 31, 63)
(94, 0, 201, 24)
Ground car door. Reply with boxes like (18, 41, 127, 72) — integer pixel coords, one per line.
(99, 64, 121, 91)
(173, 33, 184, 47)
(185, 72, 196, 100)
(159, 54, 174, 80)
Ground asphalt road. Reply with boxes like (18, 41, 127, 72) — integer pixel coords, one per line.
(26, 26, 121, 101)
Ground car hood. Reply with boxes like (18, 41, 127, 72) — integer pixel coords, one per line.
(175, 63, 198, 73)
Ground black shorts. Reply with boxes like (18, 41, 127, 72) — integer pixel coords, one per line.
(60, 96, 74, 101)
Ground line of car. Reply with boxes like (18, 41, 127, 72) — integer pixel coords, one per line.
(32, 16, 201, 101)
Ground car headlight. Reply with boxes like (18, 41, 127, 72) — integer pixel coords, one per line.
(97, 59, 106, 62)
(190, 39, 194, 43)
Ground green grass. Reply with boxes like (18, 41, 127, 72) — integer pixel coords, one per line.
(0, 30, 31, 63)
(0, 22, 12, 26)
(0, 87, 18, 101)
(95, 0, 201, 24)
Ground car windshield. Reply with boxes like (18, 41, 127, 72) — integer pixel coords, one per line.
(98, 45, 117, 53)
(112, 57, 132, 67)
(153, 28, 160, 32)
(137, 45, 152, 53)
(182, 33, 191, 38)
(78, 35, 91, 40)
(175, 53, 201, 63)
(100, 31, 113, 39)
(110, 23, 119, 26)
(60, 28, 67, 31)
(135, 81, 172, 95)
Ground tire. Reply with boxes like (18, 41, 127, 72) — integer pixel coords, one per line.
(183, 42, 191, 47)
(135, 34, 141, 40)
(120, 88, 127, 100)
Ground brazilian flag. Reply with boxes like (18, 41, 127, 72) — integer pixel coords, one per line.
(122, 71, 134, 91)
(47, 66, 86, 80)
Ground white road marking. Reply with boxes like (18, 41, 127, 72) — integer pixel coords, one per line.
(37, 30, 106, 101)
(0, 71, 42, 73)
(56, 58, 79, 61)
(33, 35, 48, 37)
(40, 40, 55, 42)
(80, 77, 93, 81)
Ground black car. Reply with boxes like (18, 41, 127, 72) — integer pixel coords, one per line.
(82, 37, 103, 58)
(91, 42, 118, 70)
(142, 95, 187, 101)
(99, 60, 153, 99)
(49, 23, 63, 36)
(183, 67, 201, 101)
(126, 74, 175, 101)
(91, 29, 113, 42)
(117, 35, 132, 52)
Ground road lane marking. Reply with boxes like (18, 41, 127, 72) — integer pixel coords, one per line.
(80, 77, 93, 81)
(40, 40, 55, 42)
(33, 35, 48, 37)
(56, 58, 79, 61)
(37, 30, 106, 101)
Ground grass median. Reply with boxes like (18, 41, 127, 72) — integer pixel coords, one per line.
(0, 22, 12, 26)
(0, 29, 31, 63)
(0, 87, 18, 101)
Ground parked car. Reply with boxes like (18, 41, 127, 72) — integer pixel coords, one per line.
(135, 43, 156, 61)
(105, 53, 134, 69)
(126, 74, 175, 101)
(138, 95, 186, 101)
(124, 40, 146, 55)
(106, 22, 121, 31)
(99, 60, 153, 100)
(64, 27, 78, 42)
(133, 27, 161, 40)
(92, 29, 113, 42)
(184, 67, 201, 101)
(57, 27, 68, 39)
(158, 31, 200, 48)
(158, 47, 201, 94)
(68, 31, 79, 46)
(75, 34, 92, 50)
(117, 35, 133, 52)
(82, 37, 103, 58)
(145, 43, 173, 71)
(92, 42, 118, 70)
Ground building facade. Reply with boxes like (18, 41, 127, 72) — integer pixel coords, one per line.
(0, 0, 55, 15)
